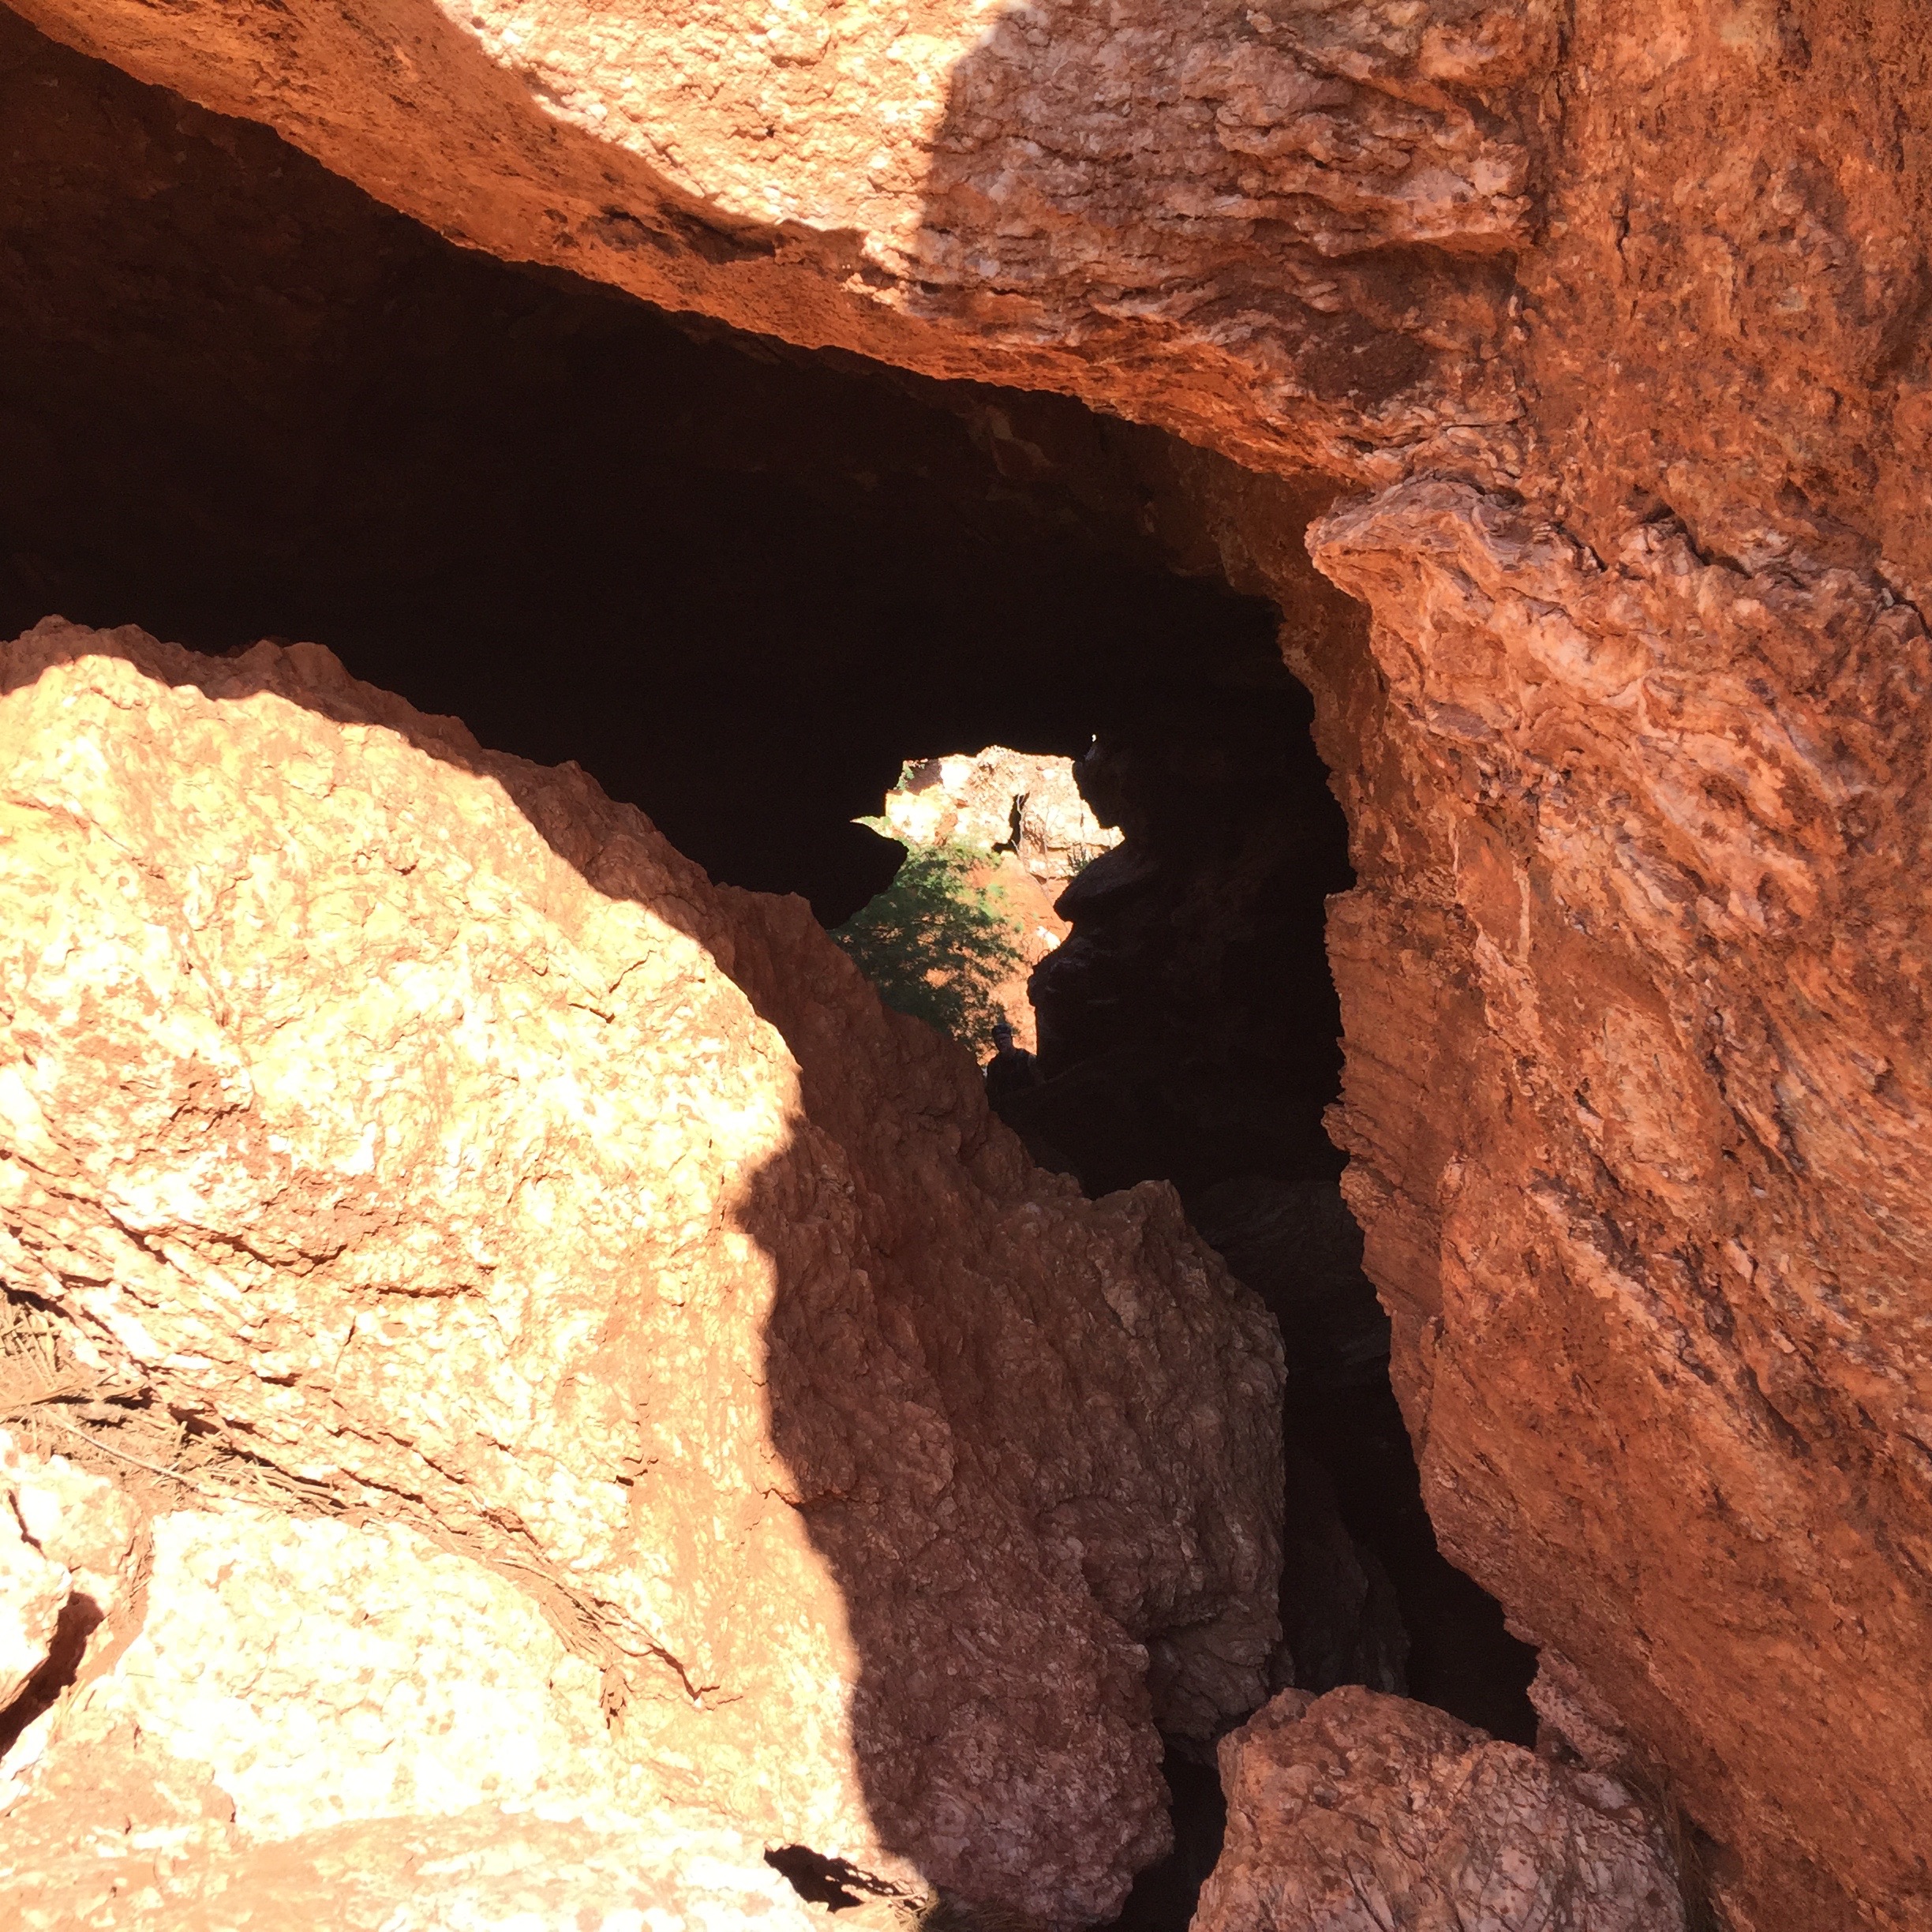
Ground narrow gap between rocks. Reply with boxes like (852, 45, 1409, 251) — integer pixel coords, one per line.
(0, 11, 1535, 1925)
(0, 1582, 99, 1762)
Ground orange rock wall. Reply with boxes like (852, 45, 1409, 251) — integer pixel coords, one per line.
(1160, 435, 1932, 1932)
(0, 620, 1288, 1923)
(1316, 484, 1932, 1932)
(6, 2, 1932, 1926)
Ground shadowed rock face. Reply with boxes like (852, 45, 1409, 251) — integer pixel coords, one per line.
(0, 620, 1287, 1923)
(1002, 680, 1543, 1747)
(1196, 1687, 1686, 1932)
(0, 1, 1281, 930)
(6, 2, 1932, 1926)
(5, 0, 1543, 478)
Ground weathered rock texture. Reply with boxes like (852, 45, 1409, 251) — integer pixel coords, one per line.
(1309, 484, 1932, 1932)
(5, 0, 1544, 479)
(0, 1511, 66, 1718)
(1160, 440, 1932, 1932)
(968, 855, 1068, 1056)
(1195, 1686, 1686, 1932)
(5, 3, 1931, 1927)
(0, 1427, 828, 1932)
(0, 619, 1289, 1923)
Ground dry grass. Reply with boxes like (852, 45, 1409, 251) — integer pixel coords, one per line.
(1612, 1754, 1725, 1932)
(1, 1288, 211, 1503)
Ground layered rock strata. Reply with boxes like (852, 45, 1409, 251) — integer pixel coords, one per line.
(0, 619, 1288, 1923)
(6, 0, 1544, 478)
(1308, 481, 1932, 1932)
(5, 2, 1932, 1926)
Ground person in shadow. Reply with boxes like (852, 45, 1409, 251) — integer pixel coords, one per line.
(983, 1018, 1043, 1114)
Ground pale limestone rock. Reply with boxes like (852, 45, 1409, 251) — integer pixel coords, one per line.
(0, 1432, 143, 1638)
(0, 1494, 825, 1930)
(1195, 1687, 1685, 1932)
(42, 1503, 656, 1837)
(0, 619, 1286, 1922)
(0, 1430, 144, 1826)
(3, 1803, 828, 1931)
(0, 1428, 143, 1723)
(882, 748, 1120, 893)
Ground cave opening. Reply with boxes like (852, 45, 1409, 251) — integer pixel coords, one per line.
(0, 7, 1535, 1923)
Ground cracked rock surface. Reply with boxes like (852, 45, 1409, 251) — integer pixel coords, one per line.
(1195, 1687, 1686, 1932)
(0, 1507, 66, 1718)
(0, 1462, 826, 1932)
(0, 619, 1287, 1924)
(3, 2, 1932, 1925)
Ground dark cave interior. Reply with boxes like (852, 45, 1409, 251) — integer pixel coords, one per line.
(0, 9, 1537, 1923)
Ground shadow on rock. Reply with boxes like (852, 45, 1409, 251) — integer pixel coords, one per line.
(0, 623, 1288, 1924)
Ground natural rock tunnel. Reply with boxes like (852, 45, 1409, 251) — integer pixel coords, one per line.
(0, 11, 1537, 1903)
(2, 4, 1930, 1931)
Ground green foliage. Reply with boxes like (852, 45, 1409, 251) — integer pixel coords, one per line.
(829, 838, 1022, 1051)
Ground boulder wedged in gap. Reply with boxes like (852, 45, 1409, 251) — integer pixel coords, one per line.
(0, 618, 1289, 1924)
(1195, 1686, 1686, 1932)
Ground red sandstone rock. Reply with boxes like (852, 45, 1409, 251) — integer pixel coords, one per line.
(4, 0, 1536, 481)
(1195, 1686, 1685, 1932)
(0, 619, 1286, 1923)
(6, 4, 1932, 1926)
(972, 854, 1069, 1054)
(1307, 480, 1932, 1932)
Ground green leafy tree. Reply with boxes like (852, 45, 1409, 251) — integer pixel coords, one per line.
(830, 838, 1022, 1051)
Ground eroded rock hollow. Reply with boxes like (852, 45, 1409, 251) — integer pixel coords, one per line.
(2, 2, 1930, 1930)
